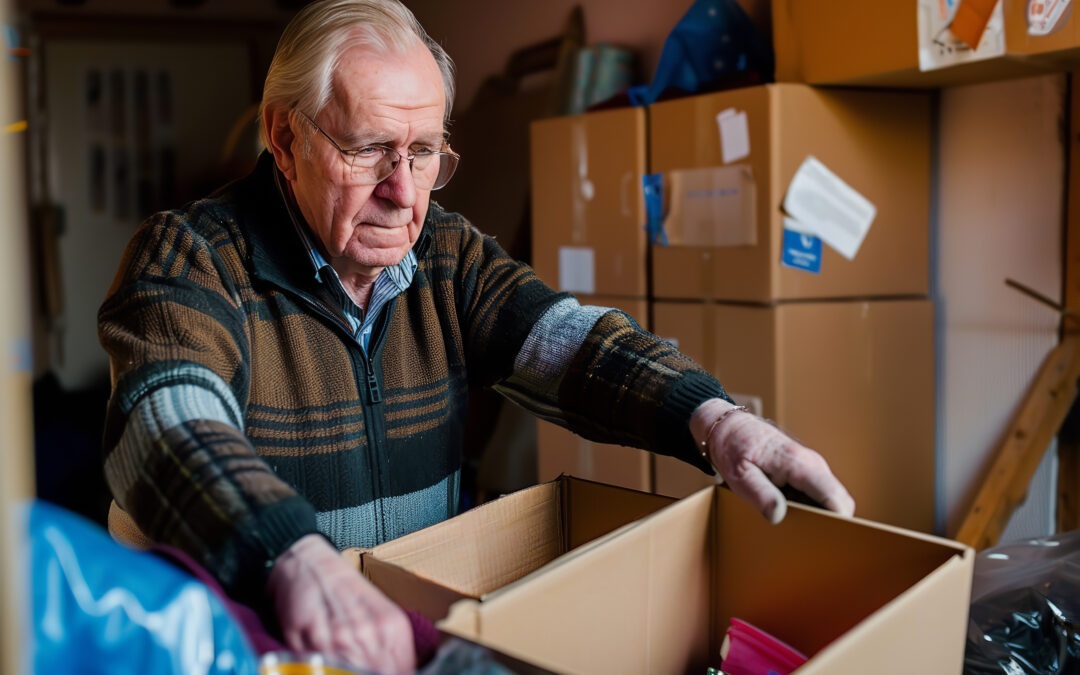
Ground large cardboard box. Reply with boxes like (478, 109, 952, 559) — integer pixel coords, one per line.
(441, 486, 974, 675)
(772, 0, 1051, 87)
(652, 299, 934, 533)
(649, 84, 931, 303)
(537, 295, 652, 492)
(530, 107, 647, 299)
(347, 476, 673, 622)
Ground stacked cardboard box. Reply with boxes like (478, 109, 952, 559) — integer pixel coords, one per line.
(772, 0, 1079, 88)
(530, 106, 654, 490)
(647, 84, 935, 533)
(530, 85, 935, 531)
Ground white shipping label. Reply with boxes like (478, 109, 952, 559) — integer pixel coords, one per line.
(558, 246, 596, 294)
(1029, 0, 1073, 35)
(917, 0, 1006, 71)
(717, 108, 750, 164)
(782, 156, 876, 261)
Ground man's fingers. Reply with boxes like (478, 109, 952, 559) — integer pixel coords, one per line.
(781, 444, 856, 517)
(720, 459, 788, 524)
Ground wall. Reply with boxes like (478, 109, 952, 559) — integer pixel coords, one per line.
(936, 74, 1066, 540)
(43, 40, 254, 390)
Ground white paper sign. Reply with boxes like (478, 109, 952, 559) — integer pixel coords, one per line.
(917, 0, 1006, 71)
(558, 246, 595, 294)
(1029, 0, 1073, 35)
(782, 156, 876, 261)
(717, 108, 750, 164)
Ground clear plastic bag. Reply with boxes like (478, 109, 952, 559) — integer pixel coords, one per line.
(964, 529, 1080, 674)
(24, 500, 258, 674)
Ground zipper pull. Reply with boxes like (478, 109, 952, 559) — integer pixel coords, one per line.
(365, 357, 382, 404)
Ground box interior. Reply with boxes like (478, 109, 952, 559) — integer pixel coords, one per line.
(444, 487, 970, 675)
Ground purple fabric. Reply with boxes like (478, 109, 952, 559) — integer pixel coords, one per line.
(406, 610, 439, 664)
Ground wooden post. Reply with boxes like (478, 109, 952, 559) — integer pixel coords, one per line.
(1062, 72, 1080, 534)
(956, 334, 1080, 549)
(0, 3, 35, 672)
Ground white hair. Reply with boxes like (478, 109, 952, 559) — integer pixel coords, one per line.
(258, 0, 456, 150)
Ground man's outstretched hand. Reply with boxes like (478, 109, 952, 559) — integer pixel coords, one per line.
(692, 398, 856, 524)
(266, 534, 416, 674)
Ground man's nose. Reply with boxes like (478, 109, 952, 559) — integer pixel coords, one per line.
(373, 156, 416, 208)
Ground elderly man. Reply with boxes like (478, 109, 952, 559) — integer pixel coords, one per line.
(99, 0, 854, 671)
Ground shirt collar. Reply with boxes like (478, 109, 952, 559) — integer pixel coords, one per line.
(272, 166, 417, 293)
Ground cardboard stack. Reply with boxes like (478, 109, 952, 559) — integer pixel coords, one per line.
(529, 83, 936, 532)
(530, 107, 654, 491)
(647, 84, 936, 534)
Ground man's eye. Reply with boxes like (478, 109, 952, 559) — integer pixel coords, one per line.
(353, 146, 382, 157)
(412, 147, 436, 156)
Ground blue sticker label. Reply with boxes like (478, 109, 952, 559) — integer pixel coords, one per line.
(642, 173, 667, 245)
(781, 228, 822, 274)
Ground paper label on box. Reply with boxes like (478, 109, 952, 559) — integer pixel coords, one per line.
(558, 246, 595, 294)
(781, 228, 823, 274)
(663, 166, 756, 247)
(917, 0, 1006, 71)
(717, 108, 750, 164)
(1028, 0, 1072, 35)
(782, 156, 876, 261)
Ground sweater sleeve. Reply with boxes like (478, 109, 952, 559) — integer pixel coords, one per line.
(98, 207, 318, 603)
(448, 212, 732, 472)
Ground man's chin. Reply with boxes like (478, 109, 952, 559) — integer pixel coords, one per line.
(344, 244, 412, 270)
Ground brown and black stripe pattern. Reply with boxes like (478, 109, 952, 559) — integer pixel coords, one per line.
(98, 152, 727, 600)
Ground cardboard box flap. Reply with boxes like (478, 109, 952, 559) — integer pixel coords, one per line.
(710, 488, 969, 660)
(366, 481, 564, 597)
(445, 490, 715, 674)
(800, 552, 973, 674)
(562, 474, 675, 550)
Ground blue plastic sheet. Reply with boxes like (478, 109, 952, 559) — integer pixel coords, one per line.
(25, 500, 258, 675)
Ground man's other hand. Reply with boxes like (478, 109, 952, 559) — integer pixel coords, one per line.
(266, 534, 416, 674)
(691, 398, 856, 524)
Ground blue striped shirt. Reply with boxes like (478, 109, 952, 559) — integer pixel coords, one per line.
(274, 170, 417, 355)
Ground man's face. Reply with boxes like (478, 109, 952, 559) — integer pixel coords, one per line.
(288, 40, 446, 274)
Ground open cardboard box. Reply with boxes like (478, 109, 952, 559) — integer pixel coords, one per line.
(344, 476, 674, 622)
(439, 485, 973, 674)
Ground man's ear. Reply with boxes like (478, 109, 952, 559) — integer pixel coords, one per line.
(265, 107, 298, 181)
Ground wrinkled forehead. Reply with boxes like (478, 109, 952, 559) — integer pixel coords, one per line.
(326, 38, 446, 131)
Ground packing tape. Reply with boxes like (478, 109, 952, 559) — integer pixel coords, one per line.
(949, 0, 999, 49)
(571, 119, 591, 244)
(702, 252, 716, 375)
(642, 173, 666, 245)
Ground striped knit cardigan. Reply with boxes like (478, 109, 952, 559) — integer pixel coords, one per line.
(98, 152, 728, 602)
